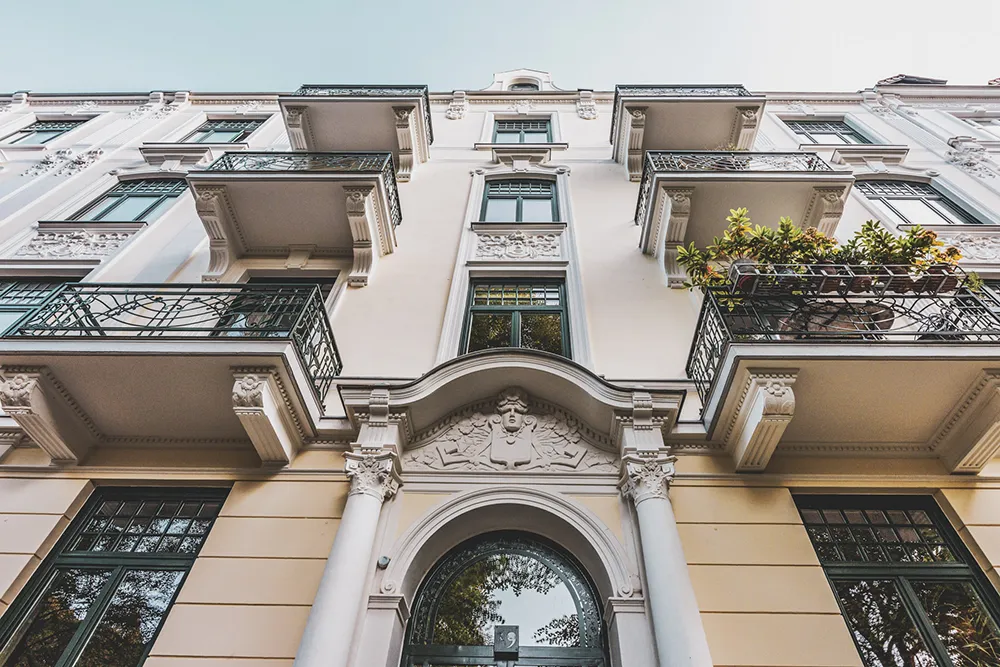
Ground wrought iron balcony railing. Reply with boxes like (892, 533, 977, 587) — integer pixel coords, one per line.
(634, 150, 833, 227)
(5, 283, 342, 400)
(611, 85, 756, 142)
(291, 84, 434, 144)
(204, 151, 401, 228)
(685, 265, 1000, 404)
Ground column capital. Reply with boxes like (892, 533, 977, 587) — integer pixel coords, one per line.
(345, 449, 401, 502)
(619, 452, 676, 505)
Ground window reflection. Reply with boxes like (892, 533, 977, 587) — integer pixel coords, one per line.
(911, 581, 1000, 667)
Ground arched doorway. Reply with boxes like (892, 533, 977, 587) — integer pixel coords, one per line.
(401, 532, 608, 666)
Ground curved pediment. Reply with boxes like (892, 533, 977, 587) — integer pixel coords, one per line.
(402, 387, 617, 473)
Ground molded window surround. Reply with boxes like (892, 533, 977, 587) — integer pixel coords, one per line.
(493, 118, 552, 144)
(1, 119, 88, 145)
(477, 112, 566, 148)
(0, 487, 228, 667)
(797, 495, 1000, 667)
(181, 118, 265, 144)
(856, 179, 984, 226)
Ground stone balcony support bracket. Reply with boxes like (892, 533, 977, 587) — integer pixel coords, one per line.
(932, 370, 1000, 474)
(231, 369, 303, 466)
(642, 187, 694, 289)
(345, 185, 381, 287)
(0, 367, 98, 464)
(284, 105, 310, 151)
(624, 106, 647, 181)
(194, 186, 239, 282)
(805, 185, 849, 237)
(732, 106, 760, 150)
(392, 106, 419, 182)
(723, 369, 798, 472)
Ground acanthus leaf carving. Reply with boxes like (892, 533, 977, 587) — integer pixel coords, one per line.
(0, 374, 36, 408)
(618, 452, 676, 505)
(232, 374, 265, 408)
(13, 230, 133, 259)
(345, 450, 401, 501)
(401, 387, 618, 473)
(475, 231, 559, 260)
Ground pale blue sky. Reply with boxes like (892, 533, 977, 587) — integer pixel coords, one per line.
(1, 0, 997, 93)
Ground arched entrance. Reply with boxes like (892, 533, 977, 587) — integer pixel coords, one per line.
(400, 531, 609, 667)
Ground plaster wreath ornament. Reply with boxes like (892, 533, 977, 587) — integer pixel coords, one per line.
(475, 231, 559, 260)
(14, 230, 132, 259)
(402, 387, 618, 472)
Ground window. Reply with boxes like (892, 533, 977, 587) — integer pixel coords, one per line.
(73, 180, 188, 222)
(493, 119, 552, 144)
(0, 279, 73, 335)
(856, 180, 981, 225)
(1, 120, 87, 146)
(0, 488, 226, 667)
(481, 180, 556, 223)
(182, 119, 264, 144)
(463, 281, 569, 357)
(970, 118, 1000, 140)
(401, 532, 608, 666)
(508, 82, 539, 91)
(786, 120, 872, 145)
(797, 496, 1000, 667)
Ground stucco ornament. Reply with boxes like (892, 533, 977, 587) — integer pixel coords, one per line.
(946, 137, 997, 179)
(231, 375, 265, 408)
(345, 451, 400, 501)
(619, 453, 677, 505)
(402, 387, 618, 472)
(947, 233, 1000, 261)
(0, 374, 35, 407)
(22, 150, 74, 177)
(14, 230, 132, 259)
(475, 231, 559, 260)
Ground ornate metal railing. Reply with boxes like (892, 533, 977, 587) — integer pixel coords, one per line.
(685, 265, 1000, 403)
(205, 151, 401, 228)
(634, 151, 832, 226)
(6, 284, 342, 399)
(611, 85, 756, 142)
(291, 84, 434, 145)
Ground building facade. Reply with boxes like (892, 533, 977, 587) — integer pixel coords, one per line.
(0, 69, 999, 666)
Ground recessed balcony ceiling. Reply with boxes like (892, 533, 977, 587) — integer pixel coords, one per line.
(187, 151, 400, 286)
(686, 267, 1000, 473)
(0, 284, 340, 466)
(634, 151, 854, 287)
(278, 85, 433, 181)
(610, 85, 767, 180)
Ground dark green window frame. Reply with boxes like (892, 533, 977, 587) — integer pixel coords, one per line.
(181, 119, 265, 144)
(856, 180, 982, 225)
(0, 487, 228, 667)
(492, 119, 552, 144)
(1, 120, 87, 145)
(797, 495, 1000, 667)
(0, 278, 74, 336)
(71, 179, 188, 223)
(480, 179, 558, 223)
(461, 280, 570, 358)
(785, 119, 873, 145)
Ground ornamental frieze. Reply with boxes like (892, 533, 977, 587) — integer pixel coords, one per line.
(13, 230, 133, 259)
(402, 387, 617, 472)
(475, 231, 560, 260)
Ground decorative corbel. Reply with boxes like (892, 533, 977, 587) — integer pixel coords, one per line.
(733, 106, 760, 150)
(805, 186, 848, 236)
(643, 187, 694, 288)
(353, 389, 408, 459)
(445, 91, 468, 120)
(932, 370, 1000, 474)
(724, 369, 797, 472)
(284, 105, 309, 150)
(232, 369, 302, 466)
(193, 186, 237, 281)
(626, 107, 647, 181)
(392, 106, 415, 182)
(344, 185, 377, 287)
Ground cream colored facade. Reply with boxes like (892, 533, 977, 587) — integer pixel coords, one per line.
(1, 70, 1000, 667)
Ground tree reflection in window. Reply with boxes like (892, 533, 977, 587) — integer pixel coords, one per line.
(404, 533, 607, 666)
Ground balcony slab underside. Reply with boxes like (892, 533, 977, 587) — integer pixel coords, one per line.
(703, 344, 1000, 473)
(0, 340, 322, 465)
(639, 170, 854, 287)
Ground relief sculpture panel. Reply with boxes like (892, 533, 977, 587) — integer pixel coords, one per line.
(402, 387, 617, 472)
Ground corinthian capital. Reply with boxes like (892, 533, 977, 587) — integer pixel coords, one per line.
(619, 453, 676, 505)
(345, 450, 401, 502)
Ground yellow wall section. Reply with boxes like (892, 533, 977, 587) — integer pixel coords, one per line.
(568, 494, 624, 543)
(393, 492, 452, 540)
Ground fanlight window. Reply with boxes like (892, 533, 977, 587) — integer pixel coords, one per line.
(402, 533, 607, 667)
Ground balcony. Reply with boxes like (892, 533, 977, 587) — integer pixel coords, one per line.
(686, 265, 1000, 473)
(278, 85, 433, 181)
(635, 151, 854, 287)
(0, 284, 341, 466)
(610, 85, 766, 180)
(187, 151, 400, 286)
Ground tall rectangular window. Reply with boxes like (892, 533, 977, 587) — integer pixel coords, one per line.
(856, 180, 981, 225)
(797, 496, 1000, 667)
(786, 120, 872, 145)
(481, 180, 556, 223)
(463, 281, 569, 357)
(493, 119, 551, 144)
(72, 180, 188, 223)
(0, 488, 227, 667)
(182, 119, 265, 144)
(1, 120, 87, 145)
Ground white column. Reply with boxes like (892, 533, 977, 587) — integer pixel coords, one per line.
(294, 450, 400, 667)
(620, 453, 713, 667)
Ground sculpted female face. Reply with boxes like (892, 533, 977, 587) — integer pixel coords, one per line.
(500, 403, 524, 432)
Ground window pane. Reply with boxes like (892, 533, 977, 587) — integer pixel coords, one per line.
(890, 199, 950, 226)
(927, 200, 974, 225)
(467, 313, 512, 352)
(197, 130, 242, 144)
(494, 132, 521, 144)
(522, 131, 549, 143)
(520, 313, 563, 355)
(520, 198, 554, 223)
(831, 579, 938, 667)
(811, 133, 848, 144)
(99, 196, 164, 222)
(13, 131, 58, 145)
(74, 569, 185, 667)
(2, 568, 113, 667)
(911, 581, 1000, 666)
(484, 198, 517, 222)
